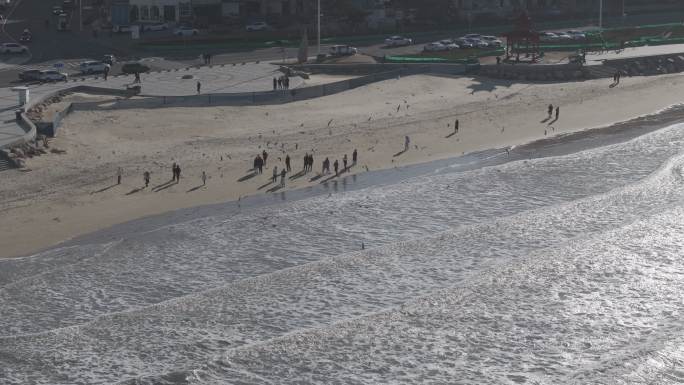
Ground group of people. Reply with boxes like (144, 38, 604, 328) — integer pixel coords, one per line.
(171, 163, 182, 182)
(273, 76, 291, 91)
(200, 53, 213, 65)
(303, 153, 314, 172)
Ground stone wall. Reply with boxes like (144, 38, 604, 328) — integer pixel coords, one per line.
(477, 63, 588, 82)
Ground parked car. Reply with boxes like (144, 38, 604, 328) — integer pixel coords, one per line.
(0, 42, 28, 53)
(142, 23, 168, 31)
(566, 30, 586, 40)
(438, 39, 459, 50)
(540, 32, 559, 42)
(121, 61, 150, 74)
(79, 60, 110, 74)
(51, 5, 62, 15)
(384, 35, 413, 47)
(454, 38, 474, 49)
(555, 32, 573, 40)
(245, 21, 270, 32)
(174, 27, 198, 36)
(39, 70, 67, 82)
(463, 34, 483, 40)
(424, 42, 448, 52)
(482, 35, 503, 47)
(18, 69, 42, 81)
(329, 44, 357, 56)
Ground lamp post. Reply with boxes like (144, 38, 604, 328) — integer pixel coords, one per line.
(317, 0, 321, 56)
(599, 0, 603, 30)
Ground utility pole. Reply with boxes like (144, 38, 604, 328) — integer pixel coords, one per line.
(317, 0, 321, 56)
(79, 0, 83, 31)
(599, 0, 603, 30)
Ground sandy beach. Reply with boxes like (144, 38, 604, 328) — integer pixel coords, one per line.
(2, 72, 684, 258)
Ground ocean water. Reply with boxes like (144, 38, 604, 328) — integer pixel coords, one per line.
(2, 120, 684, 384)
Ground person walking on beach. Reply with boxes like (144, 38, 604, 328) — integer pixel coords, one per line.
(272, 165, 278, 184)
(273, 77, 277, 91)
(117, 167, 123, 185)
(280, 168, 286, 187)
(547, 104, 553, 118)
(555, 106, 560, 120)
(256, 155, 263, 174)
(455, 119, 459, 133)
(352, 149, 357, 165)
(172, 162, 177, 182)
(404, 135, 410, 152)
(309, 154, 314, 172)
(175, 164, 182, 182)
(144, 171, 150, 187)
(323, 157, 330, 174)
(285, 154, 291, 172)
(277, 78, 282, 89)
(104, 66, 109, 81)
(134, 72, 141, 83)
(334, 159, 339, 176)
(202, 171, 207, 186)
(262, 150, 268, 166)
(343, 154, 348, 171)
(303, 153, 309, 172)
(196, 81, 201, 95)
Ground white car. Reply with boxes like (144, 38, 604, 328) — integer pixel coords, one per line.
(39, 70, 67, 82)
(467, 38, 489, 48)
(174, 27, 198, 36)
(79, 61, 110, 74)
(566, 30, 586, 40)
(438, 39, 459, 50)
(329, 44, 357, 56)
(245, 21, 269, 32)
(540, 32, 559, 42)
(424, 42, 448, 52)
(0, 42, 28, 53)
(455, 38, 474, 49)
(384, 35, 413, 47)
(463, 34, 483, 40)
(142, 23, 168, 31)
(482, 35, 503, 47)
(555, 32, 573, 40)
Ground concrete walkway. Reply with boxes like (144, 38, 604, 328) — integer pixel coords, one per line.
(0, 62, 300, 149)
(585, 43, 684, 65)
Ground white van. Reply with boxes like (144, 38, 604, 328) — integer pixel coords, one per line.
(79, 61, 110, 74)
(329, 45, 358, 56)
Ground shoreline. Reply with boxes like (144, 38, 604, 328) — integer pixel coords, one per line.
(10, 104, 684, 260)
(2, 73, 684, 259)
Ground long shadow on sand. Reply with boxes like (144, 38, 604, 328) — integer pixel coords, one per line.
(91, 184, 118, 194)
(288, 170, 307, 180)
(125, 187, 145, 195)
(393, 149, 407, 157)
(258, 180, 275, 190)
(153, 180, 177, 192)
(186, 185, 204, 193)
(267, 184, 284, 193)
(238, 172, 258, 182)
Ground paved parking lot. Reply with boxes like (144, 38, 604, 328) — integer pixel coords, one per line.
(0, 62, 298, 149)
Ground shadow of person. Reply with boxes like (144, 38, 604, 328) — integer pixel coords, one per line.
(237, 172, 258, 182)
(258, 180, 274, 190)
(267, 185, 284, 193)
(540, 117, 551, 123)
(186, 185, 204, 193)
(125, 187, 144, 195)
(309, 174, 324, 182)
(393, 149, 407, 157)
(152, 179, 175, 192)
(91, 184, 118, 194)
(445, 132, 456, 138)
(548, 117, 558, 125)
(288, 170, 306, 180)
